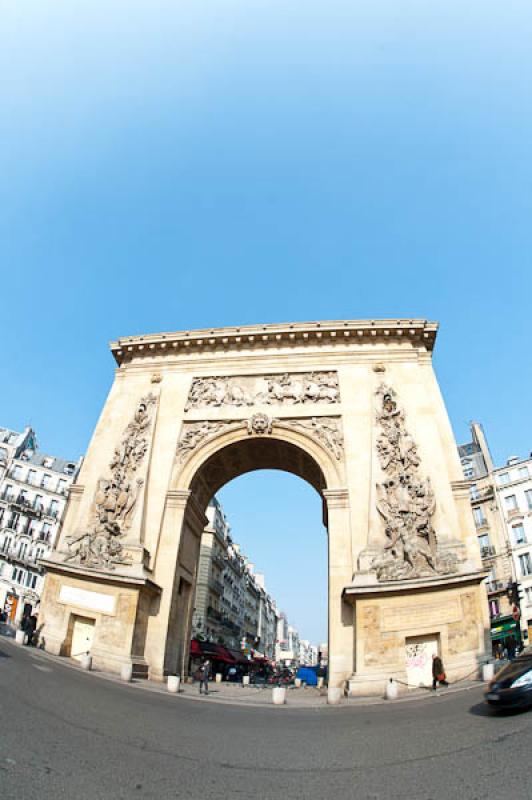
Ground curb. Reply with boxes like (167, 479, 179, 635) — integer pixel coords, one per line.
(0, 634, 486, 711)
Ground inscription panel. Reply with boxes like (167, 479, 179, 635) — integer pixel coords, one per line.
(381, 599, 461, 632)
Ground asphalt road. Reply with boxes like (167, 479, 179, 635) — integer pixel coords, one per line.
(1, 641, 531, 800)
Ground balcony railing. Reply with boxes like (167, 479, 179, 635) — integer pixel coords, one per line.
(480, 545, 496, 559)
(470, 486, 494, 502)
(486, 580, 505, 594)
(474, 518, 489, 530)
(507, 508, 523, 520)
(209, 577, 224, 595)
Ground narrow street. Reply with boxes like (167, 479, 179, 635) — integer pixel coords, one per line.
(1, 639, 531, 800)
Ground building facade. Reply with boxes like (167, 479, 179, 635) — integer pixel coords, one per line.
(191, 497, 280, 659)
(459, 423, 531, 653)
(0, 426, 81, 624)
(493, 455, 532, 645)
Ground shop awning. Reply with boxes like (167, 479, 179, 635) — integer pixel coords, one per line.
(190, 640, 236, 664)
(227, 648, 250, 665)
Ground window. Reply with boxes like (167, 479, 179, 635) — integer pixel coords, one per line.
(525, 587, 532, 606)
(470, 484, 479, 500)
(12, 566, 17, 580)
(473, 507, 486, 526)
(49, 499, 59, 518)
(512, 524, 527, 545)
(463, 467, 474, 479)
(2, 537, 11, 553)
(43, 457, 54, 469)
(27, 469, 37, 486)
(489, 599, 500, 617)
(12, 465, 23, 480)
(25, 572, 33, 587)
(505, 495, 518, 511)
(526, 490, 532, 510)
(31, 575, 37, 589)
(498, 472, 510, 485)
(518, 553, 532, 576)
(478, 533, 490, 550)
(41, 474, 51, 488)
(19, 542, 27, 558)
(518, 466, 529, 480)
(57, 479, 67, 494)
(34, 495, 44, 512)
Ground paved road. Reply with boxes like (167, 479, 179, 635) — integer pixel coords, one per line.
(1, 640, 531, 800)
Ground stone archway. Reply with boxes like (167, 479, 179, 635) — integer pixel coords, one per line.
(38, 319, 490, 693)
(155, 425, 347, 683)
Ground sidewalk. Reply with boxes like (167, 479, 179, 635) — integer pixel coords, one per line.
(0, 630, 485, 709)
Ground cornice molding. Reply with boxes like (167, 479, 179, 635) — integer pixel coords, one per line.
(110, 319, 438, 366)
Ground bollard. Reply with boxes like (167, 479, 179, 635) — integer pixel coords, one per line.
(317, 677, 324, 689)
(242, 675, 250, 686)
(482, 662, 495, 682)
(215, 673, 222, 684)
(120, 664, 133, 682)
(167, 675, 180, 693)
(294, 678, 302, 688)
(327, 687, 342, 705)
(272, 687, 286, 705)
(385, 678, 398, 700)
(15, 629, 26, 646)
(80, 653, 92, 671)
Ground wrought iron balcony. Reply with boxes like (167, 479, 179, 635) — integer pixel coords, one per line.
(480, 545, 496, 559)
(486, 580, 505, 594)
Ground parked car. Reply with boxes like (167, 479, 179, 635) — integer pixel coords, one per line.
(485, 647, 532, 710)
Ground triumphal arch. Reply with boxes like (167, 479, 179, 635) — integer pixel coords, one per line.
(39, 319, 489, 693)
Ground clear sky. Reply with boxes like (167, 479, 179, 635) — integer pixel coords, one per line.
(2, 2, 531, 642)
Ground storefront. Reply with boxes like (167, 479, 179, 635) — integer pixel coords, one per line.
(490, 615, 522, 657)
(189, 639, 237, 678)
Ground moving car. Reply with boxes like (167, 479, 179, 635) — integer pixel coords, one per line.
(485, 647, 532, 710)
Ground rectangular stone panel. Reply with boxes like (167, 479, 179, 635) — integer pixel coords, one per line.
(381, 599, 461, 632)
(58, 585, 116, 615)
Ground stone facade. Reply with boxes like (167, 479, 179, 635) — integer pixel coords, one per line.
(37, 319, 489, 692)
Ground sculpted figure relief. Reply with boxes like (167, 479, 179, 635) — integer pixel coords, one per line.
(371, 385, 458, 581)
(65, 394, 157, 569)
(185, 372, 339, 410)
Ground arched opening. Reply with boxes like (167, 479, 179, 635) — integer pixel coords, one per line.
(162, 433, 339, 682)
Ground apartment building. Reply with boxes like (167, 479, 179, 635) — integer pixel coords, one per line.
(0, 426, 82, 624)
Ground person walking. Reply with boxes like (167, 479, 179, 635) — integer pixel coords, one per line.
(199, 658, 211, 695)
(432, 653, 448, 690)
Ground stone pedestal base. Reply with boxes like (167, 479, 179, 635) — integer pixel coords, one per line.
(344, 570, 489, 696)
(38, 560, 159, 677)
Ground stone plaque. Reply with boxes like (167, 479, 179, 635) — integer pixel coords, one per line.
(381, 599, 461, 632)
(58, 585, 116, 615)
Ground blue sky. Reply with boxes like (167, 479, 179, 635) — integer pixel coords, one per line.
(2, 2, 531, 642)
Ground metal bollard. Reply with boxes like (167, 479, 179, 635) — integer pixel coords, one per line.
(120, 663, 133, 682)
(167, 675, 180, 693)
(385, 678, 398, 700)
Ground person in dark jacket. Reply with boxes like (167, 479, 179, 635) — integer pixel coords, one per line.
(198, 659, 211, 695)
(432, 653, 448, 690)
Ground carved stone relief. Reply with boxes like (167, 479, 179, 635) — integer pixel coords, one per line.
(176, 414, 344, 462)
(285, 417, 343, 460)
(176, 421, 240, 461)
(65, 393, 157, 570)
(185, 372, 340, 410)
(371, 384, 459, 581)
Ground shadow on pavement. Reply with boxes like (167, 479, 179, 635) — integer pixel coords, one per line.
(469, 700, 530, 718)
(0, 645, 11, 659)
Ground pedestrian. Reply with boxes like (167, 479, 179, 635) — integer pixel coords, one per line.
(432, 653, 448, 690)
(199, 658, 211, 695)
